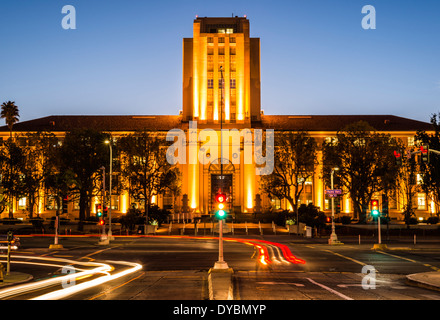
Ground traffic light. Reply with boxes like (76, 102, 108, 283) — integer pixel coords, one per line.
(334, 197, 341, 215)
(98, 218, 105, 226)
(371, 199, 380, 217)
(62, 195, 68, 214)
(381, 194, 389, 216)
(103, 206, 108, 217)
(421, 145, 429, 164)
(394, 150, 402, 166)
(96, 204, 103, 218)
(215, 192, 227, 220)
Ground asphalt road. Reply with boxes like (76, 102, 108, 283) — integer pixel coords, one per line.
(2, 234, 440, 301)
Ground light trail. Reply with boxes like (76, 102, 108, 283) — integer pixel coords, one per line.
(31, 260, 142, 300)
(0, 255, 141, 300)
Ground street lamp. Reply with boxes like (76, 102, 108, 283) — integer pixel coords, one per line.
(328, 167, 341, 245)
(105, 139, 114, 241)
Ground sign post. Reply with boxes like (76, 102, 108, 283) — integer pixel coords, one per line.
(326, 170, 343, 245)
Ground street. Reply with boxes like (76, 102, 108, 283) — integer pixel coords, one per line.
(1, 231, 440, 302)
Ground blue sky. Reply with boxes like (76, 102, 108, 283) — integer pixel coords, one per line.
(0, 0, 439, 122)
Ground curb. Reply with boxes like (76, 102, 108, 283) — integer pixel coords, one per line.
(208, 268, 234, 300)
(0, 272, 34, 288)
(406, 272, 440, 292)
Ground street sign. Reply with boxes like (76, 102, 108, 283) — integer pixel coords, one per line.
(325, 189, 342, 197)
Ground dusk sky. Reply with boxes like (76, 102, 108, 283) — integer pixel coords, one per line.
(0, 0, 439, 123)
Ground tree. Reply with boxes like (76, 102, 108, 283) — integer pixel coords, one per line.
(322, 121, 399, 223)
(416, 113, 440, 215)
(19, 132, 60, 219)
(59, 129, 109, 231)
(0, 139, 26, 218)
(1, 101, 20, 138)
(394, 142, 420, 228)
(260, 131, 318, 221)
(118, 130, 180, 223)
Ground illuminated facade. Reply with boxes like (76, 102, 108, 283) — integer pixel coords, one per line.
(0, 17, 435, 222)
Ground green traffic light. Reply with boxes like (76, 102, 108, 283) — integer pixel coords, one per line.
(216, 209, 227, 219)
(371, 210, 380, 216)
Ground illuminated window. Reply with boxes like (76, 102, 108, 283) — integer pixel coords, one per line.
(18, 197, 27, 210)
(418, 193, 426, 210)
(226, 28, 234, 34)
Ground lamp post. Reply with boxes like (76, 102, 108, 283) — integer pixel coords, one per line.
(328, 167, 341, 245)
(104, 139, 114, 241)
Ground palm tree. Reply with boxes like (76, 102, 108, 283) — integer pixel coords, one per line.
(1, 101, 20, 138)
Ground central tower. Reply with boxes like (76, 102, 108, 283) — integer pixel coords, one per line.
(182, 16, 261, 124)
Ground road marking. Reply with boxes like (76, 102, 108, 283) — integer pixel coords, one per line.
(376, 251, 417, 263)
(306, 278, 354, 300)
(257, 282, 305, 287)
(88, 271, 146, 300)
(323, 250, 367, 267)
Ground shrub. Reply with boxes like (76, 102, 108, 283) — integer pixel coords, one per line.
(427, 216, 439, 224)
(340, 215, 352, 225)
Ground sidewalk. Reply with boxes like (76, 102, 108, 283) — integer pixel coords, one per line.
(406, 272, 440, 292)
(0, 271, 33, 288)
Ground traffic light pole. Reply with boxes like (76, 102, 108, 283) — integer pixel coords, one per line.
(214, 67, 229, 270)
(99, 166, 109, 245)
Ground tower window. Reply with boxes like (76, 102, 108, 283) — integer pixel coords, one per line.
(208, 79, 214, 89)
(230, 79, 236, 89)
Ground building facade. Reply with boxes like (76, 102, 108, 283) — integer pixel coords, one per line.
(0, 17, 435, 222)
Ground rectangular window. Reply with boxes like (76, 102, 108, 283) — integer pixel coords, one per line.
(218, 37, 225, 43)
(226, 28, 234, 34)
(230, 37, 236, 43)
(418, 193, 426, 210)
(207, 79, 214, 89)
(230, 79, 236, 89)
(18, 197, 26, 210)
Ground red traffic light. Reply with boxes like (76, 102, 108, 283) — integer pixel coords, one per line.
(215, 193, 226, 203)
(420, 145, 428, 153)
(393, 150, 401, 158)
(371, 200, 379, 207)
(98, 219, 105, 226)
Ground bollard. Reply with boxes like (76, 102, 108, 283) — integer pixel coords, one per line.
(259, 221, 263, 235)
(245, 221, 248, 235)
(414, 234, 416, 246)
(359, 234, 361, 245)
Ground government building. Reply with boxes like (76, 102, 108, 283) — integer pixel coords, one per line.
(0, 17, 434, 222)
